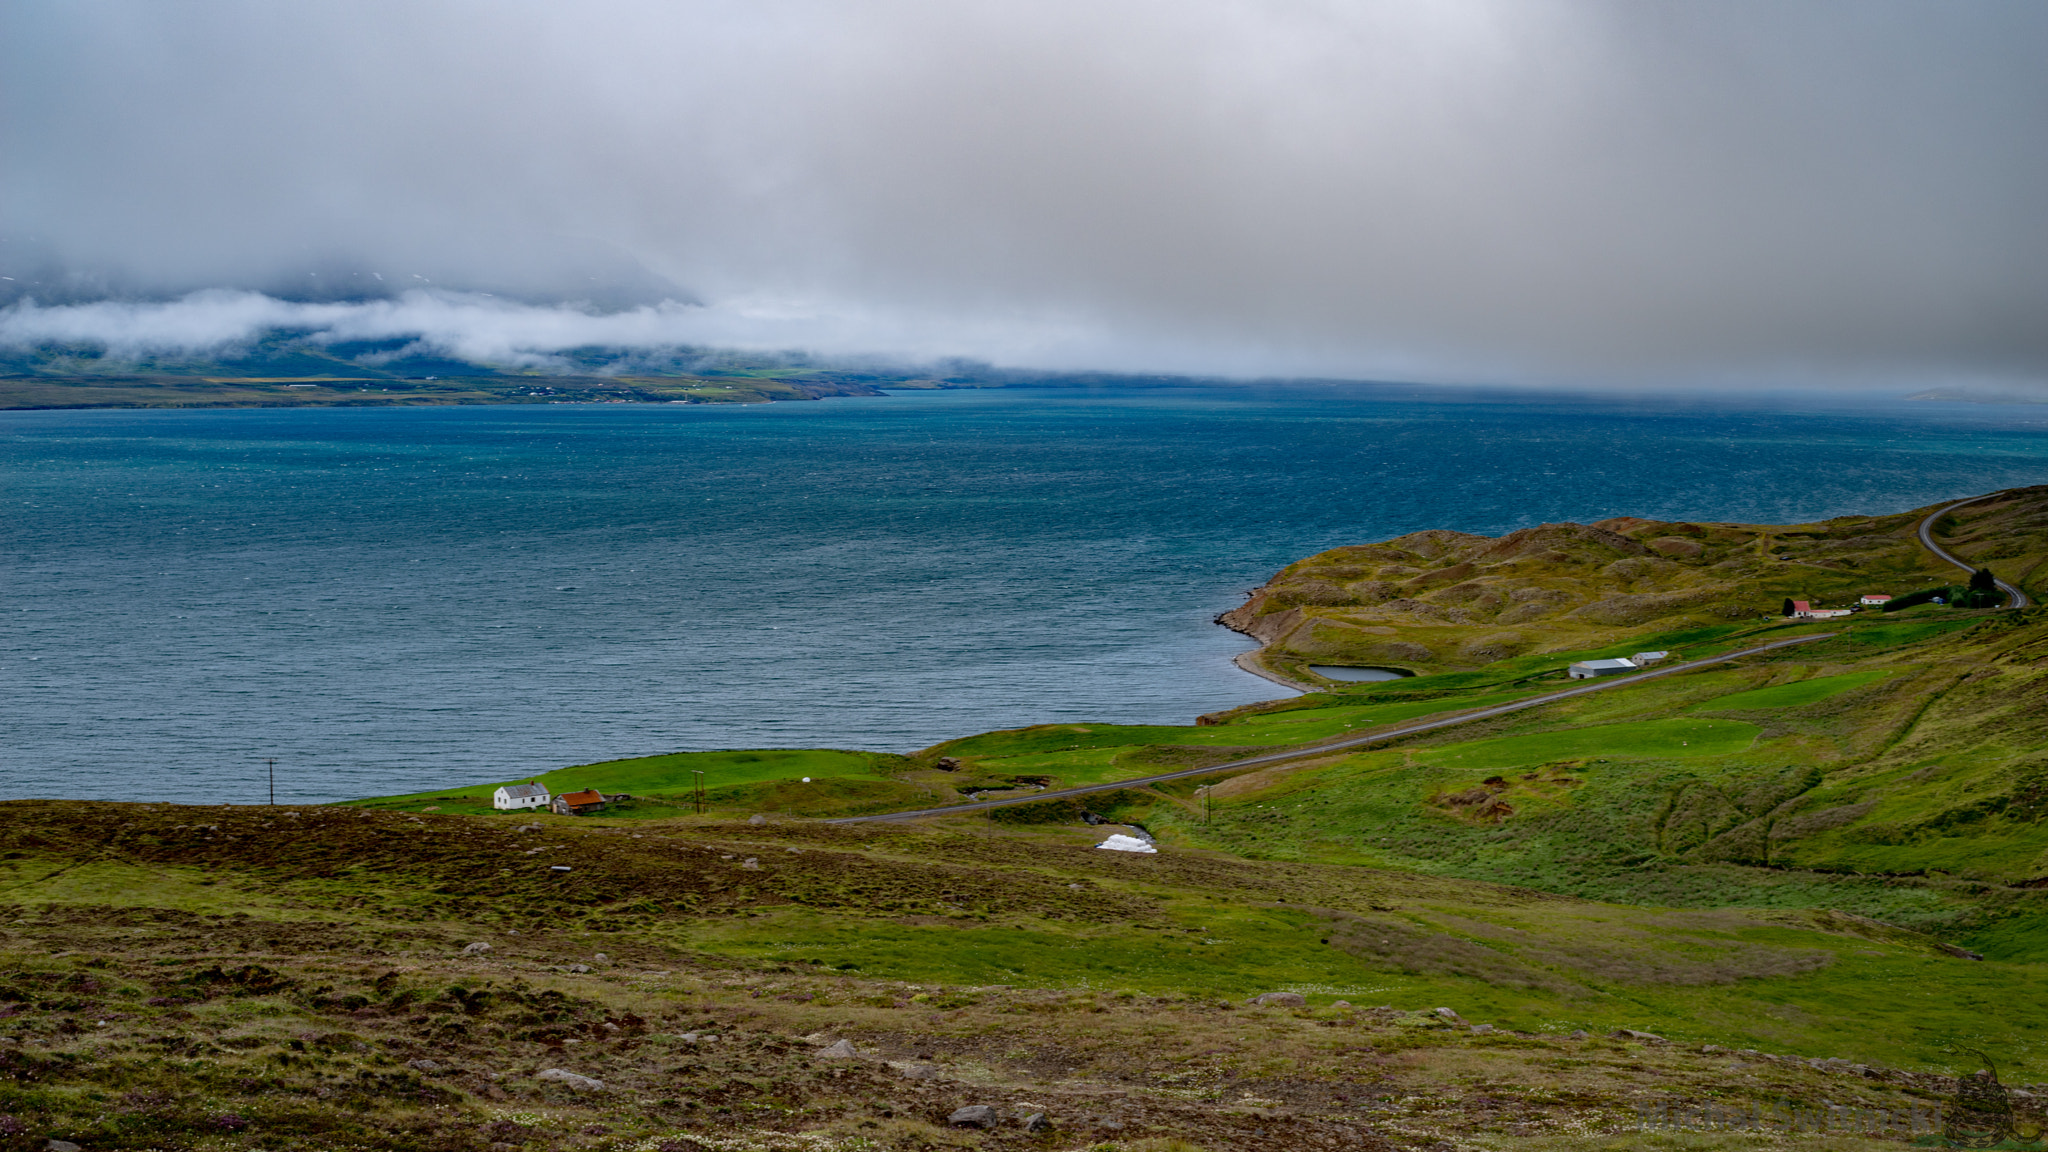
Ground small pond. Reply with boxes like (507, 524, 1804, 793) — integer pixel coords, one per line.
(1308, 665, 1413, 682)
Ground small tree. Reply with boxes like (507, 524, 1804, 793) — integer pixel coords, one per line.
(1780, 598, 1795, 617)
(1971, 568, 1997, 593)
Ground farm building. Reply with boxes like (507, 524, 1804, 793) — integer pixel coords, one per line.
(552, 789, 608, 816)
(493, 783, 550, 811)
(1568, 658, 1637, 679)
(1632, 651, 1671, 665)
(1860, 594, 1893, 606)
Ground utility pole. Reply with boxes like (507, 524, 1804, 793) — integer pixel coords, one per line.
(265, 758, 277, 806)
(692, 771, 705, 816)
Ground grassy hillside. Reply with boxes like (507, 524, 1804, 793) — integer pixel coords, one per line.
(1219, 487, 2048, 683)
(0, 801, 2037, 1151)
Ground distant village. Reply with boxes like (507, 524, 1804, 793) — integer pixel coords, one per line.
(1564, 591, 1895, 681)
(490, 782, 624, 815)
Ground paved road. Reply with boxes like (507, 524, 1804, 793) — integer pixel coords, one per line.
(1918, 494, 2032, 609)
(830, 631, 1836, 824)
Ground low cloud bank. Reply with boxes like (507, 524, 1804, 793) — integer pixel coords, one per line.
(5, 2, 2046, 385)
(0, 290, 1114, 374)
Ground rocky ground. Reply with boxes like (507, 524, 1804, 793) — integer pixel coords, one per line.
(0, 804, 2038, 1151)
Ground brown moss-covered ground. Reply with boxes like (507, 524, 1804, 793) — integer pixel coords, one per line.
(0, 804, 2039, 1151)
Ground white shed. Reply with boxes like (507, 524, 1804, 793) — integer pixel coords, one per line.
(1631, 651, 1671, 665)
(494, 783, 551, 811)
(1568, 658, 1638, 680)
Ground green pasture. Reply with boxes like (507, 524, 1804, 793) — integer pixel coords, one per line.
(684, 898, 2048, 1076)
(1686, 670, 1891, 712)
(345, 748, 900, 815)
(1418, 718, 1762, 771)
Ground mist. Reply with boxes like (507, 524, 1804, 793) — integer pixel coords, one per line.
(4, 0, 2045, 385)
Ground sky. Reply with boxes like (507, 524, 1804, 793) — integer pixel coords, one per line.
(3, 0, 2046, 386)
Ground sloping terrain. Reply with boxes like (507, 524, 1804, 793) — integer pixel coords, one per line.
(1219, 487, 2048, 683)
(0, 802, 2038, 1151)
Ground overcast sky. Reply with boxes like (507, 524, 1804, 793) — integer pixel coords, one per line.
(3, 0, 2045, 385)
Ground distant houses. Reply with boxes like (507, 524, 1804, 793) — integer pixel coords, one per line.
(1860, 594, 1892, 606)
(1568, 658, 1637, 680)
(1783, 599, 1855, 619)
(493, 783, 550, 811)
(552, 789, 608, 816)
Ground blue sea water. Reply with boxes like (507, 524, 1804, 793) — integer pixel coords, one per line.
(5, 383, 2047, 805)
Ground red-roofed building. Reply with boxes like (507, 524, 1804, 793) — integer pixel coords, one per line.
(552, 789, 607, 816)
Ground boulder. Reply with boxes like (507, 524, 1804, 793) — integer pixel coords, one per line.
(535, 1068, 606, 1092)
(1023, 1112, 1051, 1132)
(1433, 1007, 1461, 1021)
(564, 963, 592, 974)
(46, 1142, 82, 1152)
(899, 1063, 940, 1080)
(408, 1058, 441, 1072)
(1250, 992, 1306, 1008)
(1470, 1024, 1494, 1035)
(461, 942, 493, 955)
(948, 1105, 998, 1129)
(748, 814, 767, 825)
(815, 1039, 859, 1059)
(1611, 1029, 1667, 1043)
(1569, 1030, 1589, 1040)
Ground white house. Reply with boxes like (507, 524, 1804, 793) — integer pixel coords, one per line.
(493, 783, 551, 811)
(1860, 594, 1893, 606)
(1632, 651, 1671, 665)
(1568, 658, 1637, 680)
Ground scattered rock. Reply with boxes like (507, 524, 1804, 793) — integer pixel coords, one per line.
(1611, 1029, 1667, 1043)
(748, 814, 767, 825)
(1569, 1030, 1589, 1040)
(484, 1085, 508, 1100)
(816, 1039, 859, 1059)
(899, 1062, 940, 1080)
(786, 847, 802, 854)
(1331, 1001, 1353, 1010)
(1250, 992, 1306, 1008)
(741, 858, 761, 870)
(535, 1068, 606, 1092)
(564, 963, 591, 974)
(948, 1105, 998, 1128)
(1023, 1112, 1051, 1132)
(408, 1058, 441, 1072)
(1433, 1007, 1461, 1021)
(593, 953, 608, 962)
(46, 1141, 82, 1152)
(515, 823, 542, 832)
(461, 942, 492, 955)
(1470, 1024, 1494, 1035)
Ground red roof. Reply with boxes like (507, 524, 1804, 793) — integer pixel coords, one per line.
(1792, 600, 1811, 611)
(557, 789, 605, 806)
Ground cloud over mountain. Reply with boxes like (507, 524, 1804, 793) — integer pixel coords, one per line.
(4, 1, 2044, 384)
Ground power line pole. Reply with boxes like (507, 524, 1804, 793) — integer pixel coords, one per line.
(693, 770, 705, 815)
(265, 758, 277, 806)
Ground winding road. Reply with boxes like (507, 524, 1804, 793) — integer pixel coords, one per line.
(1917, 494, 2031, 609)
(830, 631, 1835, 824)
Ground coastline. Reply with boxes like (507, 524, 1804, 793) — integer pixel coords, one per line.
(1230, 648, 1315, 692)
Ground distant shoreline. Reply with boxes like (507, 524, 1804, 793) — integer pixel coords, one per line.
(0, 373, 888, 412)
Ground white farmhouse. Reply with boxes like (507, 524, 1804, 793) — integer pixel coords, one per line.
(493, 783, 551, 811)
(1567, 658, 1638, 680)
(1631, 651, 1671, 665)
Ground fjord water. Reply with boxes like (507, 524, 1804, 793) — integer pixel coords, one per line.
(6, 384, 2047, 804)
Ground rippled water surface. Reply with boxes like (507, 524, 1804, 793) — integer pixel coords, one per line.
(6, 384, 2046, 803)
